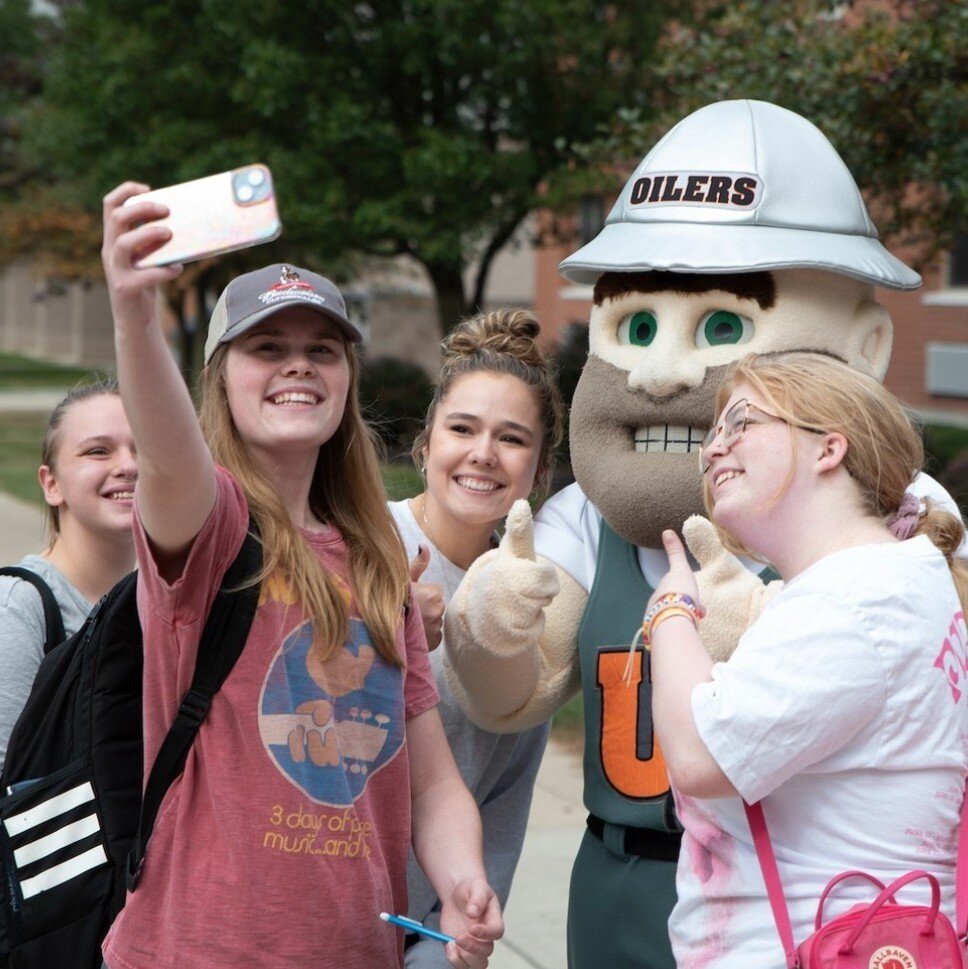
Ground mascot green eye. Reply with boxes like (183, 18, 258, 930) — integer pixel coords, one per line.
(696, 311, 753, 348)
(618, 311, 657, 347)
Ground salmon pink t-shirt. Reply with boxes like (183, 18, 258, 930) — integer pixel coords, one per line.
(102, 468, 438, 969)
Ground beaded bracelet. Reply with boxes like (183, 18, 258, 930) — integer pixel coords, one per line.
(622, 592, 706, 685)
(642, 592, 705, 628)
(641, 592, 705, 648)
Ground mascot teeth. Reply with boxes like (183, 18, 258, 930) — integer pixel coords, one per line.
(633, 425, 705, 453)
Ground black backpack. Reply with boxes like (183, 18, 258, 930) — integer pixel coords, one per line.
(0, 532, 261, 969)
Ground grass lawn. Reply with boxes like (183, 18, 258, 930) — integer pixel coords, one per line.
(0, 352, 96, 391)
(0, 413, 47, 505)
(381, 461, 423, 500)
(0, 416, 425, 510)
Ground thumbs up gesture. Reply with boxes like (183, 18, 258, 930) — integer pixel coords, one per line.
(458, 500, 560, 657)
(681, 515, 783, 661)
(409, 545, 445, 651)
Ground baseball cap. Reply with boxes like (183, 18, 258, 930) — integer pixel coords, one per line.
(559, 99, 921, 290)
(204, 264, 362, 363)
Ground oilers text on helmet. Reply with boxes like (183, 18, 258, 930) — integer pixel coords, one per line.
(629, 173, 759, 208)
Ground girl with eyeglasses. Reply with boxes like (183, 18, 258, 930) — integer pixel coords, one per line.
(648, 351, 968, 968)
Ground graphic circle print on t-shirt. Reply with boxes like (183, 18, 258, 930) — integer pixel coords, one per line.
(259, 617, 404, 806)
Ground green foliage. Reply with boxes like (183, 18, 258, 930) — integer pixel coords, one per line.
(0, 0, 43, 191)
(923, 423, 968, 516)
(360, 355, 434, 455)
(552, 322, 589, 470)
(568, 0, 968, 259)
(12, 0, 676, 332)
(551, 692, 584, 738)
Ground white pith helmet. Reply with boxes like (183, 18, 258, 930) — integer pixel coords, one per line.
(559, 99, 921, 290)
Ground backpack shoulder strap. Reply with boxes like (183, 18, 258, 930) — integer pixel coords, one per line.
(126, 525, 263, 890)
(0, 566, 66, 652)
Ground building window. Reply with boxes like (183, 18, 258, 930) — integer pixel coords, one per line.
(921, 234, 968, 307)
(578, 195, 605, 246)
(948, 235, 968, 288)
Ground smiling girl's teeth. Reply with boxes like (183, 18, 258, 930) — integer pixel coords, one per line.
(111, 491, 134, 500)
(272, 392, 318, 405)
(715, 470, 740, 487)
(456, 477, 500, 493)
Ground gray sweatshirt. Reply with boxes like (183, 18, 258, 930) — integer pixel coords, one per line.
(389, 500, 550, 969)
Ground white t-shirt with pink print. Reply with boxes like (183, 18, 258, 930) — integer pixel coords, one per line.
(671, 534, 968, 969)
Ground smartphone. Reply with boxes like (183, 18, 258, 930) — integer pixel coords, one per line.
(127, 164, 282, 268)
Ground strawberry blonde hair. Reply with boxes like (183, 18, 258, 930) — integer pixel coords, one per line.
(705, 351, 967, 610)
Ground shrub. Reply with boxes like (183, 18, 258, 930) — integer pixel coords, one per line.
(360, 355, 434, 458)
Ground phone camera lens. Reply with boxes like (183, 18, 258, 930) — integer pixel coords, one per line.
(233, 166, 270, 204)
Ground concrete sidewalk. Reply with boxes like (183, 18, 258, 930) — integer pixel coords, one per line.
(0, 490, 47, 562)
(0, 483, 588, 969)
(491, 735, 585, 969)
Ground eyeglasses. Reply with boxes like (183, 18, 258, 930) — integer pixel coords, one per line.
(699, 398, 823, 474)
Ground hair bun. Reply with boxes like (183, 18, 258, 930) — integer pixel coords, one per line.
(443, 309, 545, 369)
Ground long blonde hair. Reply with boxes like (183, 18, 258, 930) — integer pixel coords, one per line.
(705, 351, 968, 610)
(412, 308, 565, 495)
(200, 342, 409, 666)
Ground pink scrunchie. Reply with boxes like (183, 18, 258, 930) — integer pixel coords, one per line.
(887, 492, 921, 540)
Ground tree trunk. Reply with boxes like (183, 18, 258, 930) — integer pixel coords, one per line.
(426, 262, 469, 337)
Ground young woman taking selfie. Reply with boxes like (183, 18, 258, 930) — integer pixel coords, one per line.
(98, 182, 502, 969)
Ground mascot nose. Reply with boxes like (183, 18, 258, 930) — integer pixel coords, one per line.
(627, 351, 705, 397)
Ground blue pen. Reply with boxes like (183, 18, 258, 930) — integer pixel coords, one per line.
(380, 912, 456, 944)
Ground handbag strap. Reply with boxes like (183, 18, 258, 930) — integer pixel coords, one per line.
(957, 788, 968, 937)
(744, 800, 798, 969)
(745, 783, 968, 968)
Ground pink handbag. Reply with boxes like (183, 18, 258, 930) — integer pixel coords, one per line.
(744, 795, 968, 969)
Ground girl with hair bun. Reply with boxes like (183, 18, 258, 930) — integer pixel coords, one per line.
(648, 351, 968, 968)
(390, 308, 565, 967)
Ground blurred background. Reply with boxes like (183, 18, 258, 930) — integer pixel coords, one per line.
(0, 0, 965, 514)
(0, 5, 964, 966)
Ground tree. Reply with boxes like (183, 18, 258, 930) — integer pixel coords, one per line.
(568, 0, 968, 263)
(17, 0, 680, 338)
(0, 0, 43, 196)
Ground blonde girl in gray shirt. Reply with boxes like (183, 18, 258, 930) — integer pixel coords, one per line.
(0, 381, 137, 769)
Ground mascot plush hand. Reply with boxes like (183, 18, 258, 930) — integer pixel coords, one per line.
(681, 515, 783, 662)
(442, 99, 952, 969)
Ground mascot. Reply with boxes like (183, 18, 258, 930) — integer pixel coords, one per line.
(442, 99, 963, 969)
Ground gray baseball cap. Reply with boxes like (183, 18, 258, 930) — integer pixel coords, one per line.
(559, 99, 921, 290)
(204, 263, 362, 363)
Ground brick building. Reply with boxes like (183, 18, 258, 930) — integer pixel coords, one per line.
(533, 213, 968, 430)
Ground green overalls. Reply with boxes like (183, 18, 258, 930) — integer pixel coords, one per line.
(567, 520, 680, 969)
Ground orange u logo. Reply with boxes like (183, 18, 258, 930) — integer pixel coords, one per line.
(597, 650, 669, 799)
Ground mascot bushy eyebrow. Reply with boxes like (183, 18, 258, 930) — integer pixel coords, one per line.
(441, 100, 962, 969)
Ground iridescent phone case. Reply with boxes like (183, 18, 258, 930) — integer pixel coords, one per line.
(128, 164, 282, 267)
